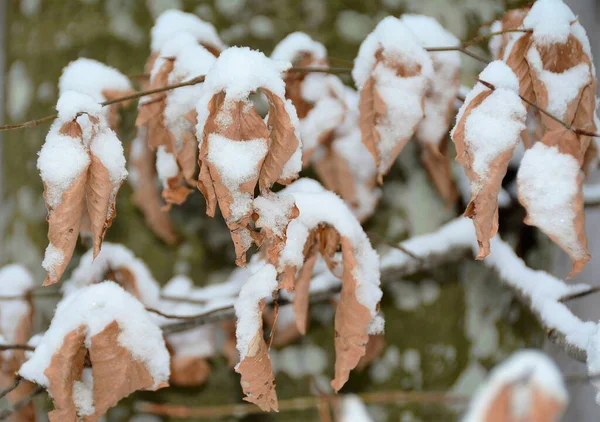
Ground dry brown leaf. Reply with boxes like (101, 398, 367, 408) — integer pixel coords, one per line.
(43, 322, 166, 422)
(101, 88, 135, 132)
(282, 54, 322, 119)
(86, 154, 118, 258)
(169, 356, 211, 387)
(43, 170, 88, 285)
(420, 141, 459, 208)
(260, 90, 301, 189)
(358, 76, 384, 174)
(452, 89, 514, 259)
(331, 237, 373, 392)
(236, 305, 278, 412)
(129, 136, 178, 245)
(518, 129, 590, 276)
(356, 334, 386, 371)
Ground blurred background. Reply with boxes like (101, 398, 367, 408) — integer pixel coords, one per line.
(0, 0, 598, 420)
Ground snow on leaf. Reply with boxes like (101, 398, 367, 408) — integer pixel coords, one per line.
(196, 47, 302, 265)
(401, 14, 461, 206)
(353, 16, 433, 181)
(464, 350, 567, 422)
(59, 58, 133, 132)
(253, 179, 383, 392)
(62, 242, 161, 307)
(19, 282, 170, 422)
(38, 92, 127, 285)
(450, 61, 527, 259)
(271, 32, 328, 120)
(234, 263, 279, 411)
(517, 130, 590, 276)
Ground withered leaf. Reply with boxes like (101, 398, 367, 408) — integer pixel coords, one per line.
(169, 356, 212, 387)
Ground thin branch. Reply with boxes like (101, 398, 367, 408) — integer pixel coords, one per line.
(0, 377, 22, 400)
(0, 344, 35, 351)
(477, 78, 600, 139)
(461, 29, 530, 48)
(147, 304, 234, 322)
(367, 231, 424, 262)
(559, 286, 600, 303)
(426, 46, 490, 64)
(0, 290, 61, 301)
(289, 66, 351, 74)
(136, 390, 467, 418)
(0, 386, 45, 421)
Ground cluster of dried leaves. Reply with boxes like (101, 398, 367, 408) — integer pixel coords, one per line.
(39, 93, 127, 285)
(454, 1, 598, 275)
(232, 183, 383, 411)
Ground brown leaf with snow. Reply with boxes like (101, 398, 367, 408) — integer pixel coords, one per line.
(452, 89, 512, 259)
(44, 322, 166, 422)
(358, 76, 384, 175)
(86, 154, 119, 258)
(236, 304, 278, 412)
(283, 54, 322, 119)
(356, 334, 386, 371)
(331, 237, 373, 392)
(260, 90, 301, 189)
(101, 88, 134, 132)
(292, 252, 318, 335)
(43, 170, 88, 285)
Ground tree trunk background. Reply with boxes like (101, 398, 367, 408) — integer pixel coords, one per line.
(1, 0, 590, 420)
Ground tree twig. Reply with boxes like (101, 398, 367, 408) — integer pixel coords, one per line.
(136, 390, 467, 418)
(461, 29, 530, 48)
(0, 377, 22, 400)
(426, 46, 490, 64)
(0, 344, 35, 351)
(559, 286, 600, 303)
(477, 78, 600, 138)
(367, 231, 424, 262)
(0, 386, 45, 421)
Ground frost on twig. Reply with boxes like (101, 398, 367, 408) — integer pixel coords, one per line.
(19, 282, 170, 422)
(353, 16, 433, 182)
(62, 242, 161, 307)
(464, 350, 567, 422)
(195, 46, 301, 266)
(59, 58, 133, 132)
(38, 92, 128, 285)
(451, 61, 527, 259)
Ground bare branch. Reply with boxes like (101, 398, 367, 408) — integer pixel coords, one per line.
(559, 286, 600, 303)
(136, 390, 467, 418)
(461, 29, 530, 48)
(0, 344, 35, 351)
(0, 377, 22, 400)
(0, 386, 44, 421)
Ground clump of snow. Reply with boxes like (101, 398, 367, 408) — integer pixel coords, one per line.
(20, 282, 170, 389)
(517, 143, 586, 260)
(339, 395, 373, 422)
(155, 146, 179, 188)
(234, 263, 278, 361)
(37, 121, 90, 209)
(0, 265, 34, 344)
(402, 14, 461, 146)
(62, 243, 160, 307)
(464, 350, 567, 422)
(277, 178, 382, 317)
(526, 49, 591, 120)
(55, 91, 102, 124)
(150, 9, 225, 53)
(523, 0, 576, 45)
(41, 244, 65, 277)
(352, 16, 433, 88)
(454, 61, 527, 180)
(271, 32, 327, 63)
(207, 134, 269, 221)
(73, 368, 95, 416)
(253, 192, 297, 238)
(59, 58, 132, 102)
(200, 47, 289, 101)
(90, 129, 128, 184)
